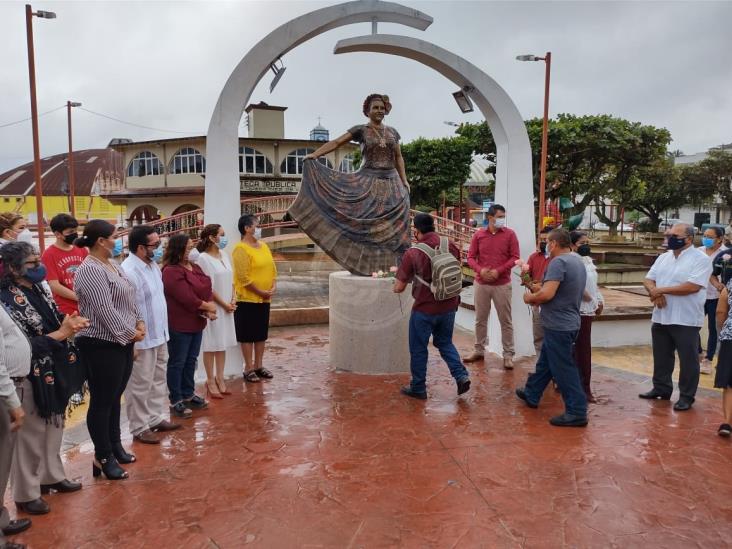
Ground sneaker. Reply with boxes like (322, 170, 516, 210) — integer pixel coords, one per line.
(170, 402, 192, 419)
(718, 423, 732, 437)
(457, 377, 471, 395)
(503, 357, 514, 370)
(700, 359, 713, 375)
(184, 395, 209, 410)
(549, 413, 588, 427)
(462, 353, 484, 363)
(515, 388, 538, 409)
(400, 386, 427, 400)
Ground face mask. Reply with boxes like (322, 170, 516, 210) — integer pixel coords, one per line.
(493, 218, 506, 229)
(253, 228, 262, 240)
(17, 229, 33, 244)
(152, 245, 164, 263)
(539, 241, 547, 254)
(576, 244, 592, 257)
(666, 235, 687, 250)
(188, 248, 200, 263)
(24, 264, 47, 284)
(482, 219, 489, 228)
(112, 238, 123, 257)
(63, 232, 77, 245)
(702, 237, 716, 249)
(217, 236, 228, 250)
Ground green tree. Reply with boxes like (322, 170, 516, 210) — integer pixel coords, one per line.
(400, 136, 474, 211)
(689, 149, 732, 210)
(626, 156, 689, 231)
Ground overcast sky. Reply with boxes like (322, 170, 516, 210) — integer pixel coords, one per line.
(0, 0, 730, 174)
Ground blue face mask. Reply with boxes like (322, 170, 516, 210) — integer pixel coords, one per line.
(112, 238, 123, 258)
(217, 236, 228, 250)
(152, 245, 163, 262)
(702, 237, 716, 249)
(24, 264, 47, 284)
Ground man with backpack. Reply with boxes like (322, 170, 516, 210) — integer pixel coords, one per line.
(393, 213, 470, 399)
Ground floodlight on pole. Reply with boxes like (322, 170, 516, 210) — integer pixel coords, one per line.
(67, 101, 81, 217)
(517, 51, 551, 243)
(269, 58, 286, 93)
(452, 87, 474, 113)
(26, 3, 56, 251)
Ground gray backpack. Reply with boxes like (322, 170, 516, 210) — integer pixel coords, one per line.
(413, 236, 463, 300)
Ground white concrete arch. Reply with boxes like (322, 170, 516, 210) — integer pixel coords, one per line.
(204, 1, 433, 240)
(334, 34, 535, 357)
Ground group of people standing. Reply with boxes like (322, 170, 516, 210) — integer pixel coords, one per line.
(0, 212, 277, 549)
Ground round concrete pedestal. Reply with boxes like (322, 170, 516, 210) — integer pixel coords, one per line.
(329, 271, 413, 374)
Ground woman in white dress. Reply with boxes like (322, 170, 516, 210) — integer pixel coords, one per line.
(195, 224, 237, 398)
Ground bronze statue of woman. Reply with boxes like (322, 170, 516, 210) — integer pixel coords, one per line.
(288, 93, 411, 276)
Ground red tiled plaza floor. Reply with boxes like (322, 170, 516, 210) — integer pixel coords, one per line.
(6, 325, 732, 548)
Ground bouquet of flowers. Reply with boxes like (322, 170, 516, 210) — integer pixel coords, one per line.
(513, 259, 532, 287)
(372, 266, 399, 278)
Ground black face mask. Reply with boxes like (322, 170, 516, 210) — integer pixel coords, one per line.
(539, 241, 547, 253)
(63, 233, 77, 245)
(576, 244, 592, 257)
(666, 235, 687, 250)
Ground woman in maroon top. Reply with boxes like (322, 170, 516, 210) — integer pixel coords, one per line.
(162, 234, 216, 419)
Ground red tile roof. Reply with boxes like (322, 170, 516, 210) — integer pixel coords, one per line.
(0, 148, 124, 197)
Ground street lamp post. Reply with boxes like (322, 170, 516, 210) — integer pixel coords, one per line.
(25, 4, 56, 251)
(517, 52, 551, 242)
(66, 101, 81, 217)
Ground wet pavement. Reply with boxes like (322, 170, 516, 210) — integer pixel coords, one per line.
(6, 325, 732, 548)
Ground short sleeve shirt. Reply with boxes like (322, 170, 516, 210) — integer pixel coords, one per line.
(347, 124, 401, 170)
(41, 244, 88, 315)
(540, 252, 586, 331)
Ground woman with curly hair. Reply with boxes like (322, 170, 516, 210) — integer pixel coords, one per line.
(289, 93, 411, 276)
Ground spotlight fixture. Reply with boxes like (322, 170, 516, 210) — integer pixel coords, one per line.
(34, 10, 56, 19)
(452, 87, 474, 113)
(269, 58, 286, 93)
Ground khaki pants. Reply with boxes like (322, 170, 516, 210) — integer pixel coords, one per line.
(124, 343, 169, 436)
(0, 399, 17, 545)
(11, 378, 66, 502)
(532, 305, 544, 357)
(474, 283, 514, 357)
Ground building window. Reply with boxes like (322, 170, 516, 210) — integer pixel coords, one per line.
(239, 147, 273, 174)
(280, 148, 332, 175)
(170, 147, 206, 174)
(127, 151, 164, 177)
(339, 153, 357, 173)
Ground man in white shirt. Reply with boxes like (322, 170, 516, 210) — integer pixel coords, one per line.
(121, 226, 180, 443)
(642, 223, 712, 411)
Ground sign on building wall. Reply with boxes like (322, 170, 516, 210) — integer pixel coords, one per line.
(240, 178, 300, 194)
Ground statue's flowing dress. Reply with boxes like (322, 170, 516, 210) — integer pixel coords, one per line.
(288, 124, 411, 276)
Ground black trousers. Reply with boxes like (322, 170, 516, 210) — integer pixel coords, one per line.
(651, 323, 700, 402)
(77, 337, 134, 460)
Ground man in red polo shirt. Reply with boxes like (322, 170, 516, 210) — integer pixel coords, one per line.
(463, 204, 520, 369)
(41, 214, 87, 315)
(524, 226, 553, 355)
(393, 213, 471, 399)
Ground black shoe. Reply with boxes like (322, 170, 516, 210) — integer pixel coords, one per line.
(2, 518, 31, 536)
(184, 395, 209, 410)
(638, 389, 672, 400)
(515, 388, 538, 409)
(718, 423, 732, 437)
(400, 386, 427, 400)
(40, 479, 81, 494)
(170, 402, 193, 418)
(92, 455, 128, 480)
(549, 413, 588, 427)
(457, 378, 471, 396)
(673, 400, 693, 411)
(15, 498, 49, 515)
(111, 442, 136, 464)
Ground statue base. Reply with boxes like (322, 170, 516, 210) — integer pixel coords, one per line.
(329, 271, 413, 374)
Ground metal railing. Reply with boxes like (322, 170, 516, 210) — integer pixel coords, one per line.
(117, 195, 478, 262)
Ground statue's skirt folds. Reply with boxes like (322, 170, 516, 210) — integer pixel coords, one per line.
(288, 159, 411, 276)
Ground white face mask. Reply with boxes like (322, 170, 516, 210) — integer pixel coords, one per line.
(17, 229, 33, 244)
(253, 227, 262, 240)
(188, 248, 200, 263)
(493, 218, 506, 229)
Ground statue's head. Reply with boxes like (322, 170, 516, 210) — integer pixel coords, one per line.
(362, 94, 392, 121)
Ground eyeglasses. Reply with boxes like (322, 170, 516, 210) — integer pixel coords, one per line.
(144, 242, 161, 249)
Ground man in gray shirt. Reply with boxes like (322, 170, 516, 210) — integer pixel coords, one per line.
(516, 229, 589, 427)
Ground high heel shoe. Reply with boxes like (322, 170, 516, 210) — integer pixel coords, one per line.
(215, 377, 231, 395)
(111, 442, 136, 464)
(206, 380, 223, 399)
(92, 456, 129, 480)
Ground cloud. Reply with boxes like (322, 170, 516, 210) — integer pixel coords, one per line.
(0, 0, 729, 174)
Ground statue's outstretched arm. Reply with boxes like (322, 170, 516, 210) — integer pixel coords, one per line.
(306, 132, 353, 160)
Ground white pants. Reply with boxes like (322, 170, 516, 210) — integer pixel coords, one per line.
(124, 343, 169, 436)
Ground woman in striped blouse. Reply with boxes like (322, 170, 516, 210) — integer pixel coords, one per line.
(73, 220, 145, 480)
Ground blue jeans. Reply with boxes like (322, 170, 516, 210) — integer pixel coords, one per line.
(523, 328, 587, 417)
(167, 329, 203, 405)
(409, 310, 469, 393)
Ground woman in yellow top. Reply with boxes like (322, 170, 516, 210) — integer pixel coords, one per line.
(232, 214, 277, 383)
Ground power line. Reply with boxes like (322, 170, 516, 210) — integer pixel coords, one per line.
(0, 105, 66, 129)
(77, 107, 200, 135)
